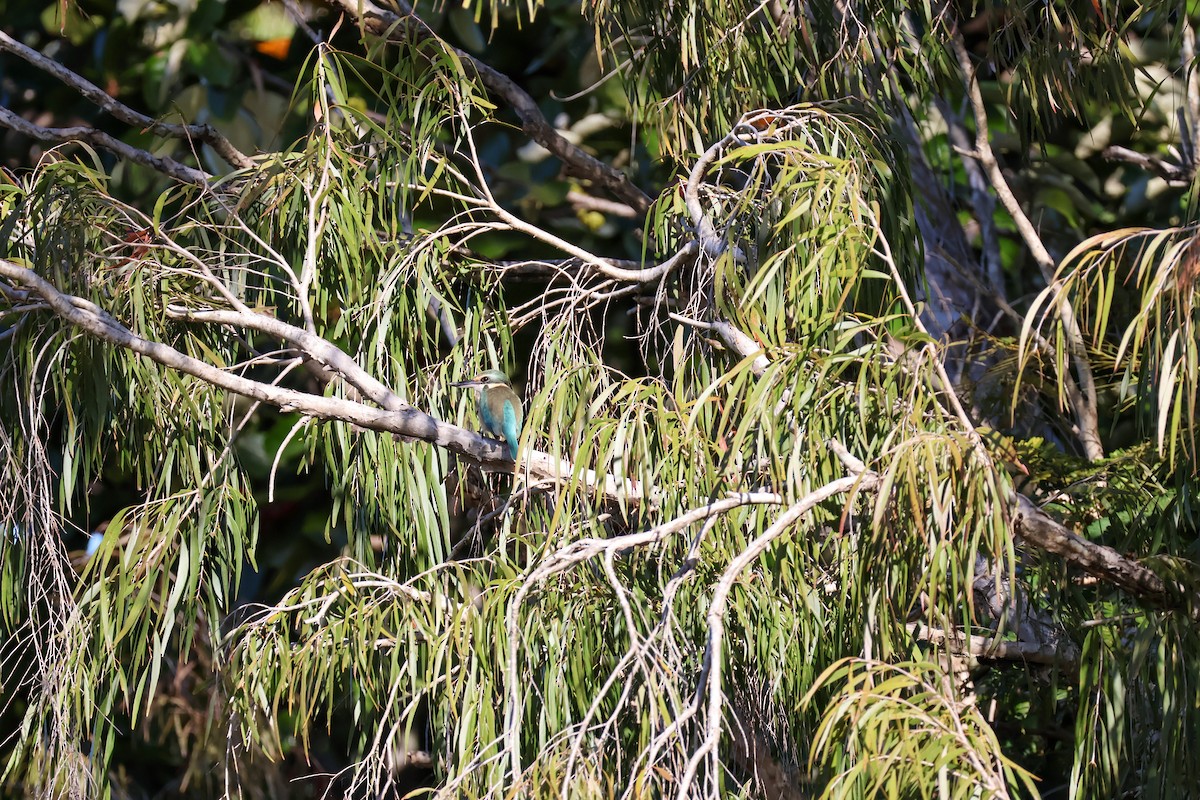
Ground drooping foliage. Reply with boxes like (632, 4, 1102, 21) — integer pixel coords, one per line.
(1, 0, 1199, 798)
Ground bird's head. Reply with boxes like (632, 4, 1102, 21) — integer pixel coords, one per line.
(451, 369, 512, 390)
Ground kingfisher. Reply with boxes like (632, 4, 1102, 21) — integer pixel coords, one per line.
(452, 369, 523, 460)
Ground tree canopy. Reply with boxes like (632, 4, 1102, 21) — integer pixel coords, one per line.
(1, 0, 1199, 798)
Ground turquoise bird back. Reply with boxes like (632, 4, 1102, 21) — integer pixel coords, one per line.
(479, 384, 523, 460)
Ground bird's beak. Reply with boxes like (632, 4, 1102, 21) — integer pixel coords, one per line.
(450, 379, 479, 389)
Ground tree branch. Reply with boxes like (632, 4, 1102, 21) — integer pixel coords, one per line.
(1102, 145, 1193, 186)
(0, 258, 647, 501)
(908, 622, 1079, 669)
(668, 313, 770, 376)
(329, 0, 653, 214)
(502, 490, 786, 783)
(0, 106, 210, 186)
(0, 30, 253, 170)
(487, 257, 643, 280)
(566, 190, 639, 219)
(484, 247, 697, 285)
(1012, 494, 1196, 614)
(949, 27, 1104, 461)
(678, 469, 881, 799)
(165, 305, 408, 411)
(489, 202, 697, 282)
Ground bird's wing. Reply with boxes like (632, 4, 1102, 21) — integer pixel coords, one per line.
(502, 397, 522, 458)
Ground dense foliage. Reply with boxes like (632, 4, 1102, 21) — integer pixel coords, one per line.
(1, 0, 1199, 798)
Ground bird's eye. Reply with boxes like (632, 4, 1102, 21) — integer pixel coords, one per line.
(479, 375, 489, 383)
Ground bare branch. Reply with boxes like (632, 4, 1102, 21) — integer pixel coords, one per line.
(491, 200, 698, 282)
(0, 106, 210, 186)
(1102, 145, 1193, 186)
(0, 258, 647, 502)
(487, 256, 660, 281)
(488, 257, 634, 279)
(668, 313, 770, 376)
(678, 470, 880, 800)
(0, 30, 254, 170)
(684, 128, 751, 261)
(908, 622, 1078, 669)
(1012, 495, 1197, 614)
(948, 27, 1104, 461)
(523, 492, 784, 586)
(502, 491, 786, 782)
(566, 190, 639, 219)
(328, 0, 653, 214)
(828, 437, 867, 475)
(164, 305, 407, 412)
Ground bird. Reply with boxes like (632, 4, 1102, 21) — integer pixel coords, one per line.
(452, 369, 523, 460)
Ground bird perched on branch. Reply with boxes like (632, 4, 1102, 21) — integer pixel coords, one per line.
(452, 369, 523, 460)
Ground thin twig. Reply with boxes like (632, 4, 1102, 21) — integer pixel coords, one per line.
(1102, 145, 1193, 186)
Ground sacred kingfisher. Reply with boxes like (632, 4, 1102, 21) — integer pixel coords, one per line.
(452, 369, 523, 460)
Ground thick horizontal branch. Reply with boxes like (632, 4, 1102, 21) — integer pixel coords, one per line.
(0, 258, 487, 447)
(165, 306, 405, 412)
(0, 259, 645, 501)
(1013, 494, 1197, 615)
(0, 106, 209, 186)
(329, 0, 652, 214)
(841, 433, 1193, 620)
(908, 622, 1078, 669)
(0, 30, 253, 170)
